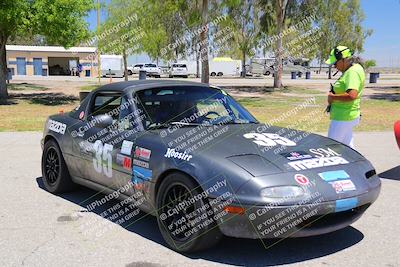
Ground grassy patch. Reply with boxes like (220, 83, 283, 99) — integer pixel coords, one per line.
(238, 94, 399, 132)
(80, 84, 99, 91)
(0, 99, 79, 131)
(7, 83, 48, 91)
(0, 86, 398, 132)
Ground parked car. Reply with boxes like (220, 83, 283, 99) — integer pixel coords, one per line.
(142, 63, 161, 78)
(169, 63, 188, 78)
(132, 63, 144, 74)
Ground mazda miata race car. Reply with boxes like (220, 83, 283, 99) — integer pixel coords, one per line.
(41, 80, 381, 252)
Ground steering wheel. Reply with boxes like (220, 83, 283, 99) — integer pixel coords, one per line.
(199, 111, 221, 122)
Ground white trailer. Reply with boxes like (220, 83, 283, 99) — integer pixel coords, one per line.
(209, 57, 241, 77)
(100, 55, 124, 77)
(173, 57, 241, 77)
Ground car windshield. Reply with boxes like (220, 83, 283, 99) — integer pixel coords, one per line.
(134, 86, 258, 130)
(134, 64, 143, 67)
(145, 64, 156, 67)
(173, 64, 186, 68)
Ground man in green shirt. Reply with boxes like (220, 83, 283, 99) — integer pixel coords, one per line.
(325, 45, 365, 148)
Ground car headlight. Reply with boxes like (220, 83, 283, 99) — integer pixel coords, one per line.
(260, 186, 305, 199)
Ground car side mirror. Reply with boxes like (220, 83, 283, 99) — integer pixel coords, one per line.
(91, 114, 113, 128)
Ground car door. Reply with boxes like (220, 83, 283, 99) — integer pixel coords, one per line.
(107, 93, 144, 194)
(69, 91, 123, 189)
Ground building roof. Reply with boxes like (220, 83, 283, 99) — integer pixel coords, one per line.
(5, 45, 97, 53)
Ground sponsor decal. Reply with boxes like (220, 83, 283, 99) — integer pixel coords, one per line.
(318, 170, 349, 182)
(132, 166, 152, 190)
(335, 197, 358, 212)
(123, 157, 131, 170)
(282, 151, 313, 161)
(164, 148, 192, 161)
(330, 180, 356, 193)
(288, 156, 349, 171)
(116, 154, 132, 171)
(134, 146, 151, 161)
(243, 133, 297, 147)
(48, 119, 66, 135)
(309, 147, 341, 158)
(294, 174, 310, 186)
(121, 140, 134, 155)
(133, 159, 149, 169)
(79, 111, 85, 120)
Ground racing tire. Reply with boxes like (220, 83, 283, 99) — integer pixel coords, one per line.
(217, 72, 223, 76)
(41, 139, 75, 193)
(264, 71, 271, 76)
(210, 72, 216, 77)
(156, 172, 222, 252)
(128, 70, 133, 76)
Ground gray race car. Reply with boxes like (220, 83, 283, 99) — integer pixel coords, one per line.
(41, 80, 381, 252)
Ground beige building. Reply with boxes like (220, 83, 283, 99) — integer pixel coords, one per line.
(6, 45, 98, 77)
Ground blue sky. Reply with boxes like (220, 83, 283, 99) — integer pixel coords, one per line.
(86, 0, 400, 67)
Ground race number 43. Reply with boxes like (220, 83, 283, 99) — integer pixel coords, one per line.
(93, 140, 113, 177)
(243, 133, 296, 147)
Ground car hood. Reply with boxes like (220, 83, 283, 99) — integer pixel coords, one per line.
(157, 123, 365, 174)
(148, 123, 377, 203)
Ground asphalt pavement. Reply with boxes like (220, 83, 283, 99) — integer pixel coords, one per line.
(0, 131, 399, 267)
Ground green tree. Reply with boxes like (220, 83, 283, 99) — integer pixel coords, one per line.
(314, 0, 372, 78)
(258, 0, 315, 88)
(100, 0, 142, 81)
(221, 0, 261, 78)
(364, 59, 376, 71)
(0, 0, 93, 102)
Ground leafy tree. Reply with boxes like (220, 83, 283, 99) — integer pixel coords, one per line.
(314, 0, 372, 78)
(258, 0, 315, 88)
(221, 0, 261, 77)
(364, 59, 376, 71)
(0, 0, 93, 102)
(100, 0, 142, 81)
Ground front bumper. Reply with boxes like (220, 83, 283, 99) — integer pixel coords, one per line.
(212, 182, 381, 239)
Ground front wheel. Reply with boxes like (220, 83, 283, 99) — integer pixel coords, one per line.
(156, 173, 222, 252)
(41, 139, 75, 193)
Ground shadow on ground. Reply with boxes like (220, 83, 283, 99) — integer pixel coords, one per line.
(36, 177, 364, 266)
(7, 82, 48, 91)
(366, 86, 400, 101)
(11, 92, 78, 105)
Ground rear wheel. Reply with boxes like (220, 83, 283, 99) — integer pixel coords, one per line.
(156, 172, 222, 252)
(41, 139, 75, 193)
(210, 72, 216, 77)
(217, 72, 223, 76)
